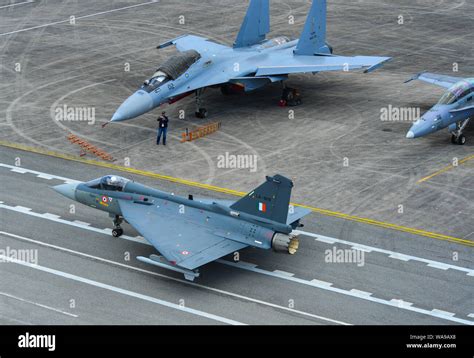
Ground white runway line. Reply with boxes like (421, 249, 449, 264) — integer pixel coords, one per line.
(0, 0, 34, 10)
(0, 291, 78, 318)
(431, 309, 455, 318)
(297, 230, 474, 276)
(273, 270, 295, 277)
(0, 254, 245, 325)
(0, 231, 349, 325)
(0, 0, 160, 37)
(349, 289, 372, 297)
(220, 260, 474, 325)
(0, 163, 80, 184)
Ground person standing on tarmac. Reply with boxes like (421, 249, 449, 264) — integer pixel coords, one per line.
(157, 111, 169, 145)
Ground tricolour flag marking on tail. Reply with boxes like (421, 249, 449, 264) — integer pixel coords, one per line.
(258, 202, 266, 212)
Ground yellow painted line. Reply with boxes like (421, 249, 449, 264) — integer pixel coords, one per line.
(418, 154, 474, 184)
(1, 140, 473, 247)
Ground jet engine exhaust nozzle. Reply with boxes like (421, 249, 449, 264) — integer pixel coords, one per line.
(272, 233, 300, 255)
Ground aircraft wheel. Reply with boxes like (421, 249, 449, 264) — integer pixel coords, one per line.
(457, 135, 466, 145)
(451, 134, 457, 144)
(195, 108, 208, 118)
(112, 228, 123, 237)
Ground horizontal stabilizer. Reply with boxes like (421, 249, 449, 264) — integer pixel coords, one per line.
(404, 72, 462, 89)
(287, 206, 312, 227)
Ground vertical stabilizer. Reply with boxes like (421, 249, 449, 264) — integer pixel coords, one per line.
(294, 0, 331, 55)
(230, 175, 293, 224)
(234, 0, 270, 48)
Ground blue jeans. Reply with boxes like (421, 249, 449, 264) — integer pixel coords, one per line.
(157, 127, 167, 145)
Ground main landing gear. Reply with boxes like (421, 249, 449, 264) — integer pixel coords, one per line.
(279, 86, 302, 107)
(111, 215, 124, 237)
(195, 89, 208, 118)
(450, 118, 470, 145)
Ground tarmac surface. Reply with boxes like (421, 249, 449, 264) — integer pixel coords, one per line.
(0, 0, 473, 325)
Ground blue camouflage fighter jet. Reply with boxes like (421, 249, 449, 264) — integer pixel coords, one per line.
(109, 0, 391, 122)
(405, 73, 474, 144)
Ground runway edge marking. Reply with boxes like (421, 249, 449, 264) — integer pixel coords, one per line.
(0, 140, 473, 247)
(0, 231, 350, 325)
(0, 254, 245, 325)
(417, 154, 474, 184)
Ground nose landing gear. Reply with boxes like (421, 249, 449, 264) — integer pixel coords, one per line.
(112, 215, 124, 237)
(450, 118, 470, 145)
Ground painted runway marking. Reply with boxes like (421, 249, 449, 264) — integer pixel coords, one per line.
(220, 260, 474, 325)
(431, 309, 455, 317)
(418, 154, 474, 184)
(298, 230, 474, 276)
(273, 270, 295, 277)
(0, 0, 34, 10)
(390, 299, 413, 308)
(310, 279, 333, 287)
(1, 210, 473, 325)
(0, 231, 349, 325)
(349, 289, 372, 297)
(0, 163, 80, 184)
(0, 254, 245, 326)
(0, 1, 160, 37)
(0, 291, 78, 318)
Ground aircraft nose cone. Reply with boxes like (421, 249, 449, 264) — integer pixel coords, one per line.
(111, 90, 154, 122)
(406, 131, 415, 139)
(52, 183, 78, 200)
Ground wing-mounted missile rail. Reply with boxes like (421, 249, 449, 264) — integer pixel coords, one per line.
(137, 254, 200, 281)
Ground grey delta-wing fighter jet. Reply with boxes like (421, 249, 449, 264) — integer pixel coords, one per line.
(109, 0, 391, 122)
(53, 175, 310, 281)
(405, 72, 474, 144)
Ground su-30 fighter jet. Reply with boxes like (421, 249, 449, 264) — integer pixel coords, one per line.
(405, 72, 474, 144)
(53, 174, 310, 281)
(109, 0, 391, 122)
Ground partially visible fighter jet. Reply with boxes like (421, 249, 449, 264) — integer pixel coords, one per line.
(53, 174, 310, 281)
(405, 72, 474, 144)
(109, 0, 390, 122)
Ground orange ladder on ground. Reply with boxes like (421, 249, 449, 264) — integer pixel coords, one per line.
(181, 122, 221, 142)
(67, 134, 114, 161)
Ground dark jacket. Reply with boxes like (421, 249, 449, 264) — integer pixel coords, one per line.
(158, 116, 169, 128)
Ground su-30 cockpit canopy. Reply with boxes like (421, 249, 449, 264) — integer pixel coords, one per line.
(86, 175, 131, 191)
(142, 50, 201, 93)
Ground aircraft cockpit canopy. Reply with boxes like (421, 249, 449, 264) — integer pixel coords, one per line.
(86, 175, 131, 192)
(438, 81, 473, 105)
(142, 70, 170, 92)
(142, 50, 201, 93)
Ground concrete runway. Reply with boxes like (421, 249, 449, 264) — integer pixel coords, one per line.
(0, 0, 473, 325)
(0, 147, 473, 325)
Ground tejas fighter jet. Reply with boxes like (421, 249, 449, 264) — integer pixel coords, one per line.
(405, 73, 474, 145)
(53, 174, 310, 281)
(109, 0, 391, 122)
